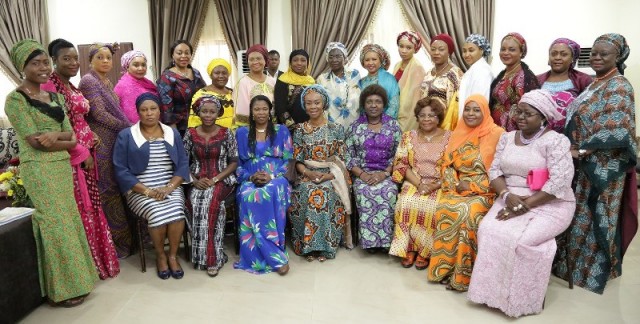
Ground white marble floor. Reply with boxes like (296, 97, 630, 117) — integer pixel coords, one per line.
(21, 226, 640, 324)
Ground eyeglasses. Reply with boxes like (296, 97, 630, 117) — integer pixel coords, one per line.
(590, 51, 616, 59)
(511, 109, 541, 118)
(418, 113, 438, 120)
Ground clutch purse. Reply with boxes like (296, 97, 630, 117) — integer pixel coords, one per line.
(527, 168, 549, 191)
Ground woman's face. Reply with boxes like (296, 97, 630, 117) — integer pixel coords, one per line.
(127, 56, 147, 79)
(548, 43, 573, 74)
(210, 65, 229, 88)
(499, 38, 523, 67)
(91, 47, 113, 74)
(290, 54, 308, 75)
(417, 105, 439, 132)
(23, 52, 52, 85)
(327, 48, 345, 73)
(251, 100, 270, 125)
(364, 94, 384, 119)
(247, 52, 265, 73)
(398, 38, 416, 61)
(590, 42, 618, 76)
(430, 40, 449, 65)
(363, 51, 381, 74)
(138, 100, 161, 127)
(515, 102, 544, 134)
(172, 43, 192, 68)
(304, 91, 324, 120)
(197, 103, 219, 126)
(53, 47, 79, 79)
(462, 42, 483, 66)
(463, 101, 484, 128)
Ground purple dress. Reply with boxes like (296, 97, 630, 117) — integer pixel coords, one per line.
(346, 114, 402, 249)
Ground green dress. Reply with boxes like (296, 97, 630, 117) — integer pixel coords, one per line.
(5, 90, 97, 302)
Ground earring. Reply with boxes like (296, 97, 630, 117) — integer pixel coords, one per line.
(53, 64, 57, 69)
(20, 72, 25, 79)
(540, 121, 545, 130)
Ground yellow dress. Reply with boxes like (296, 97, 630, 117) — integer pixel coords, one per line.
(188, 87, 235, 129)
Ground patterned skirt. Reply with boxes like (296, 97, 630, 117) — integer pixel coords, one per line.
(190, 183, 233, 270)
(353, 177, 397, 249)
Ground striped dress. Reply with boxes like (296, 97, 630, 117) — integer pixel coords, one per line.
(125, 140, 186, 227)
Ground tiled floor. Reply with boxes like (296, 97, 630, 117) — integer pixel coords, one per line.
(21, 224, 640, 323)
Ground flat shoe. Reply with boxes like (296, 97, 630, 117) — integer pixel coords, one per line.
(207, 268, 219, 277)
(168, 256, 184, 279)
(277, 264, 290, 276)
(401, 252, 417, 268)
(305, 255, 315, 262)
(317, 256, 327, 262)
(414, 256, 429, 270)
(157, 269, 171, 280)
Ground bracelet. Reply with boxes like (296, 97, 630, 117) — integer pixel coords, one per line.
(166, 182, 176, 189)
(212, 177, 219, 184)
(502, 192, 511, 203)
(498, 189, 508, 198)
(384, 170, 391, 177)
(143, 188, 150, 197)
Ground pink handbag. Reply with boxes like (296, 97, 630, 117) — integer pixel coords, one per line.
(527, 169, 549, 191)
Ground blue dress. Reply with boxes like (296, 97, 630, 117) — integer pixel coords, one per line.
(233, 125, 293, 274)
(358, 68, 400, 119)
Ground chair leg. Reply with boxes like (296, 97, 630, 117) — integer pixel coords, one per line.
(566, 236, 573, 289)
(182, 227, 190, 261)
(233, 204, 240, 255)
(138, 219, 146, 273)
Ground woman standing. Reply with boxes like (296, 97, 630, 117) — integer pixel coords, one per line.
(489, 33, 540, 131)
(274, 49, 316, 128)
(537, 38, 592, 97)
(79, 42, 133, 258)
(427, 95, 504, 291)
(347, 85, 402, 252)
(393, 31, 426, 131)
(555, 33, 637, 294)
(6, 39, 96, 306)
(359, 44, 400, 119)
(114, 50, 159, 124)
(42, 38, 119, 279)
(420, 34, 464, 130)
(458, 34, 494, 117)
(317, 42, 361, 129)
(234, 95, 292, 275)
(291, 85, 351, 261)
(184, 95, 238, 277)
(156, 40, 206, 136)
(113, 93, 190, 280)
(188, 58, 235, 129)
(234, 44, 276, 127)
(389, 98, 451, 269)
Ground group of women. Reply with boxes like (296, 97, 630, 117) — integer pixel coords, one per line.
(4, 29, 636, 319)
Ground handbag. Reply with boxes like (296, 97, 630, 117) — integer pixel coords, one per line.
(527, 168, 549, 191)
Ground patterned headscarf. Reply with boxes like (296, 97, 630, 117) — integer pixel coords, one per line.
(594, 33, 630, 74)
(246, 44, 269, 62)
(10, 39, 46, 73)
(519, 89, 563, 122)
(325, 42, 348, 61)
(359, 44, 391, 71)
(300, 84, 330, 111)
(206, 58, 231, 76)
(192, 94, 222, 115)
(431, 34, 455, 55)
(89, 42, 118, 61)
(397, 31, 422, 52)
(550, 38, 581, 69)
(502, 32, 527, 58)
(135, 92, 161, 111)
(465, 34, 491, 58)
(121, 50, 146, 73)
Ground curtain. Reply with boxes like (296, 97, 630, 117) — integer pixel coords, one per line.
(214, 0, 268, 67)
(0, 0, 48, 84)
(399, 0, 494, 71)
(148, 0, 210, 79)
(291, 0, 380, 78)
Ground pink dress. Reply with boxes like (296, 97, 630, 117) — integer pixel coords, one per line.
(467, 131, 575, 317)
(43, 74, 120, 279)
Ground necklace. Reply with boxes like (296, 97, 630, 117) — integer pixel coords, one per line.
(256, 128, 266, 133)
(174, 68, 190, 79)
(367, 118, 381, 125)
(419, 129, 440, 142)
(519, 127, 546, 145)
(433, 63, 450, 76)
(22, 86, 48, 99)
(305, 120, 326, 132)
(593, 67, 618, 82)
(503, 63, 521, 79)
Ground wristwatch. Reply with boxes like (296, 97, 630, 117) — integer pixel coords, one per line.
(578, 149, 587, 158)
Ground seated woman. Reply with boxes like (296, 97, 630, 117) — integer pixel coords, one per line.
(184, 95, 238, 277)
(467, 90, 575, 317)
(188, 58, 235, 129)
(346, 85, 401, 253)
(389, 97, 451, 269)
(427, 95, 504, 291)
(233, 95, 292, 275)
(113, 93, 190, 280)
(291, 85, 351, 261)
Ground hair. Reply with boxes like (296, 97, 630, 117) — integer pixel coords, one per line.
(248, 95, 276, 155)
(25, 50, 46, 66)
(268, 50, 280, 56)
(48, 38, 74, 58)
(359, 84, 388, 111)
(414, 97, 445, 127)
(165, 39, 194, 69)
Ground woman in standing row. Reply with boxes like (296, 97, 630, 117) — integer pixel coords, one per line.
(188, 58, 235, 129)
(393, 31, 426, 132)
(275, 49, 316, 128)
(359, 44, 400, 119)
(42, 38, 119, 279)
(6, 39, 97, 306)
(184, 95, 238, 277)
(458, 34, 494, 118)
(234, 44, 275, 127)
(114, 50, 159, 124)
(79, 42, 132, 258)
(537, 38, 592, 96)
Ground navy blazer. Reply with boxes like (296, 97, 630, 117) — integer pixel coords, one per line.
(113, 122, 190, 193)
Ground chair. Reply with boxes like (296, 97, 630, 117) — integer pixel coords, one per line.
(137, 217, 190, 273)
(223, 191, 240, 255)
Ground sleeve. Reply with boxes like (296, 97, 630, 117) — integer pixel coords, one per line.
(172, 129, 191, 182)
(59, 94, 73, 132)
(156, 72, 178, 125)
(334, 124, 347, 162)
(386, 82, 400, 119)
(274, 81, 295, 127)
(182, 129, 193, 165)
(292, 126, 305, 163)
(5, 92, 38, 138)
(274, 125, 293, 178)
(226, 129, 239, 164)
(79, 77, 129, 131)
(541, 133, 574, 198)
(112, 130, 139, 193)
(488, 132, 509, 181)
(188, 89, 203, 128)
(440, 152, 459, 192)
(344, 123, 360, 170)
(389, 121, 402, 168)
(392, 132, 411, 183)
